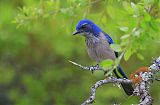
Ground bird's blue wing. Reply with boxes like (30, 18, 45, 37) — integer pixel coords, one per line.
(103, 32, 114, 44)
(103, 32, 118, 57)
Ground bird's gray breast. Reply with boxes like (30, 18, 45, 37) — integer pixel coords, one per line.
(85, 34, 115, 63)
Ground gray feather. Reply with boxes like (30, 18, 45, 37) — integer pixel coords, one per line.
(85, 32, 115, 63)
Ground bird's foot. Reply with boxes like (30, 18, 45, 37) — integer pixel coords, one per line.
(91, 69, 94, 74)
(89, 64, 100, 74)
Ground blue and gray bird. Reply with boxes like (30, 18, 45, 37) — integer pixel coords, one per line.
(73, 19, 133, 95)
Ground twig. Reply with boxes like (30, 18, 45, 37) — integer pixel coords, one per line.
(69, 60, 104, 73)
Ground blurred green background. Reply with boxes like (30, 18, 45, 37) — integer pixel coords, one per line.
(0, 0, 160, 105)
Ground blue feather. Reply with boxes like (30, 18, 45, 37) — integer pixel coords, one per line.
(103, 32, 114, 44)
(76, 19, 102, 37)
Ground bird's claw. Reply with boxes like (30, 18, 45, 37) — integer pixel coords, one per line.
(90, 64, 99, 74)
(91, 70, 94, 74)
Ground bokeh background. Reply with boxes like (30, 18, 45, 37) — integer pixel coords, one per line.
(0, 0, 160, 105)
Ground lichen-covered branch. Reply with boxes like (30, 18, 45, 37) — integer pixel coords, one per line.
(81, 77, 132, 105)
(134, 82, 153, 105)
(71, 56, 160, 105)
(133, 56, 160, 105)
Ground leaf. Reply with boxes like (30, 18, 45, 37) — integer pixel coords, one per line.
(110, 44, 122, 52)
(150, 20, 158, 31)
(144, 13, 151, 22)
(134, 30, 140, 37)
(141, 20, 147, 30)
(122, 1, 133, 14)
(120, 34, 130, 40)
(137, 53, 144, 60)
(131, 2, 139, 15)
(119, 27, 129, 32)
(124, 48, 132, 61)
(120, 39, 129, 46)
(99, 59, 114, 69)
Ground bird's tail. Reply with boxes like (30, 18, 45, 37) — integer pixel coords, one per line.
(113, 66, 134, 95)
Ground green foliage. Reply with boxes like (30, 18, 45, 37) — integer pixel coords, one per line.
(1, 0, 160, 105)
(13, 0, 160, 61)
(110, 44, 122, 52)
(124, 47, 132, 61)
(99, 59, 114, 69)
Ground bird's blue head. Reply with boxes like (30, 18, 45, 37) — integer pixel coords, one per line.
(72, 19, 102, 37)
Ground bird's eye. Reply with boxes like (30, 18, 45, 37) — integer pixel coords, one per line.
(81, 23, 88, 29)
(81, 25, 86, 29)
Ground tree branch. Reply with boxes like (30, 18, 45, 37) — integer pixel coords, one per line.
(81, 77, 132, 105)
(71, 56, 160, 105)
(134, 82, 153, 105)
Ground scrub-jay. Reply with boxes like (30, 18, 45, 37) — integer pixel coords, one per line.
(72, 19, 133, 95)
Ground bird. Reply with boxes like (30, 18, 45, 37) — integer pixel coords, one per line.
(72, 19, 134, 95)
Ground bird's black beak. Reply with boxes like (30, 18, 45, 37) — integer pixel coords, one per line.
(72, 30, 81, 35)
